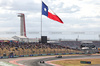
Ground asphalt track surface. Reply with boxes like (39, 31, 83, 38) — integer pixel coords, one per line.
(16, 55, 100, 66)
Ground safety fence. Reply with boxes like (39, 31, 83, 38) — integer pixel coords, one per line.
(0, 47, 99, 59)
(0, 52, 87, 59)
(0, 47, 83, 56)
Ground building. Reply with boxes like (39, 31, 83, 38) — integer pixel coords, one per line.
(12, 36, 28, 42)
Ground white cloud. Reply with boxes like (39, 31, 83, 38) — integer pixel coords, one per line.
(43, 0, 100, 19)
(71, 8, 78, 12)
(27, 13, 40, 18)
(0, 27, 14, 31)
(0, 0, 99, 39)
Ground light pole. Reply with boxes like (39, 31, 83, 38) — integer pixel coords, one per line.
(99, 35, 100, 41)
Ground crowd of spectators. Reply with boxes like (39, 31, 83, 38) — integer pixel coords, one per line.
(1, 40, 99, 56)
(0, 41, 69, 56)
(0, 41, 68, 51)
(0, 41, 100, 51)
(59, 41, 100, 49)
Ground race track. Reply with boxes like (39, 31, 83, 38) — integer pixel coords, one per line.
(11, 55, 100, 66)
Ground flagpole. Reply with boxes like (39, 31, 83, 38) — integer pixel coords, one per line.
(41, 0, 42, 37)
(41, 0, 43, 44)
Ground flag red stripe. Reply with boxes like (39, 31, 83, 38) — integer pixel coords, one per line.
(48, 12, 63, 24)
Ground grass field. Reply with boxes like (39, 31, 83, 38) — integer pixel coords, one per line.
(51, 58, 100, 66)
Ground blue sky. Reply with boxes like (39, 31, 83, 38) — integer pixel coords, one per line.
(0, 0, 100, 40)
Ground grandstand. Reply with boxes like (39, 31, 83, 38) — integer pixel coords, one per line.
(0, 39, 100, 58)
(0, 39, 100, 57)
(59, 41, 81, 49)
(59, 40, 100, 49)
(0, 40, 83, 57)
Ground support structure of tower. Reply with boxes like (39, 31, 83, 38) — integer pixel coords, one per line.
(18, 13, 26, 37)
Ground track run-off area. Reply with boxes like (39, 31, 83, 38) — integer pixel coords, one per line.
(0, 54, 100, 66)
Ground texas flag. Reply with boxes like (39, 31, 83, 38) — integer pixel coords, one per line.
(42, 1, 63, 24)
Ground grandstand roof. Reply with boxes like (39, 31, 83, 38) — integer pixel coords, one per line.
(47, 41, 58, 43)
(12, 36, 28, 38)
(81, 40, 93, 43)
(0, 37, 15, 40)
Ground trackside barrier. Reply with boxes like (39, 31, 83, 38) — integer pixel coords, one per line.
(55, 53, 58, 55)
(69, 53, 73, 54)
(3, 56, 8, 59)
(29, 55, 33, 56)
(24, 55, 29, 57)
(79, 53, 82, 54)
(85, 53, 88, 54)
(66, 53, 69, 54)
(42, 54, 47, 56)
(38, 54, 42, 56)
(9, 56, 14, 58)
(0, 57, 3, 59)
(0, 53, 92, 59)
(76, 53, 79, 54)
(82, 53, 85, 54)
(62, 53, 66, 55)
(33, 54, 38, 56)
(14, 56, 19, 58)
(72, 53, 76, 54)
(47, 53, 51, 55)
(19, 55, 24, 57)
(51, 54, 54, 55)
(58, 53, 62, 55)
